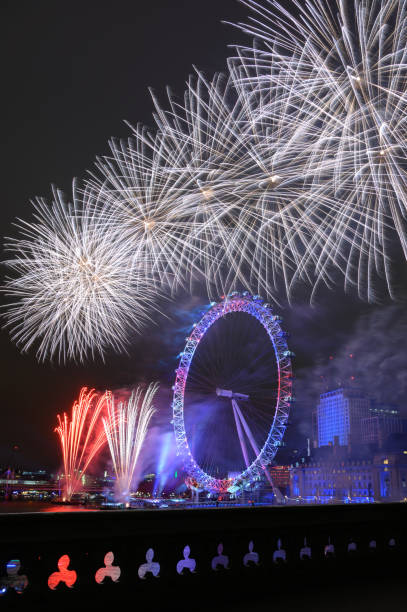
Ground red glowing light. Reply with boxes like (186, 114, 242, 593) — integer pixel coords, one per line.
(48, 555, 77, 590)
(55, 387, 109, 501)
(329, 356, 334, 360)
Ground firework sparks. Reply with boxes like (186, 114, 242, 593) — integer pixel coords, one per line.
(3, 1, 407, 365)
(2, 182, 160, 362)
(233, 0, 407, 300)
(85, 125, 206, 294)
(55, 387, 107, 501)
(102, 383, 158, 503)
(150, 67, 348, 300)
(86, 69, 339, 302)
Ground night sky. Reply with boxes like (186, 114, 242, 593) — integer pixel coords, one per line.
(2, 0, 407, 470)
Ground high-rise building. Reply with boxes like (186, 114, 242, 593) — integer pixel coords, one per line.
(311, 409, 318, 448)
(369, 402, 399, 417)
(316, 388, 370, 447)
(361, 412, 403, 447)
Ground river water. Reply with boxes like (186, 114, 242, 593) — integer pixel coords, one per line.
(0, 501, 99, 514)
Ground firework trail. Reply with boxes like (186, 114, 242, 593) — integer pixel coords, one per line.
(2, 182, 160, 362)
(92, 69, 336, 301)
(85, 126, 205, 294)
(163, 68, 350, 299)
(232, 0, 407, 300)
(102, 383, 158, 503)
(3, 0, 407, 364)
(55, 387, 108, 500)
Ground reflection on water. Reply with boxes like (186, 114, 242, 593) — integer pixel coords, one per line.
(0, 501, 99, 514)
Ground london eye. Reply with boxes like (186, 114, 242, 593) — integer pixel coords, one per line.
(172, 293, 293, 494)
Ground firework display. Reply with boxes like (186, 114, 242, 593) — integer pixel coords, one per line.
(3, 0, 407, 360)
(102, 383, 158, 503)
(85, 127, 202, 294)
(2, 183, 159, 362)
(233, 0, 407, 300)
(55, 387, 107, 500)
(149, 70, 333, 299)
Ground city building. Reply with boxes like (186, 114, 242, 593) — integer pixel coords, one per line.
(369, 402, 400, 417)
(311, 409, 318, 448)
(316, 388, 371, 447)
(269, 465, 290, 495)
(361, 414, 403, 447)
(315, 389, 404, 450)
(290, 443, 407, 503)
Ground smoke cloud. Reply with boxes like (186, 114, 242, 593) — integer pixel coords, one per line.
(284, 302, 407, 448)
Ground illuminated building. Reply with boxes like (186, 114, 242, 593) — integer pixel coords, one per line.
(269, 466, 290, 495)
(316, 388, 370, 447)
(311, 409, 318, 448)
(290, 445, 407, 503)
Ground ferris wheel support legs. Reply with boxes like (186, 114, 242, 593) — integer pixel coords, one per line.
(231, 399, 250, 468)
(233, 401, 260, 458)
(233, 401, 283, 501)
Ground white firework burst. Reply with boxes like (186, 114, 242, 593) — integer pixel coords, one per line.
(2, 182, 159, 362)
(85, 125, 205, 294)
(4, 0, 406, 368)
(233, 0, 407, 300)
(103, 382, 158, 503)
(150, 67, 342, 299)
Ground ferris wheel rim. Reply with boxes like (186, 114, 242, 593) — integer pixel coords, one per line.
(172, 292, 293, 493)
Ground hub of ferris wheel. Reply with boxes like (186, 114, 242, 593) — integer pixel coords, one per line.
(216, 388, 249, 401)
